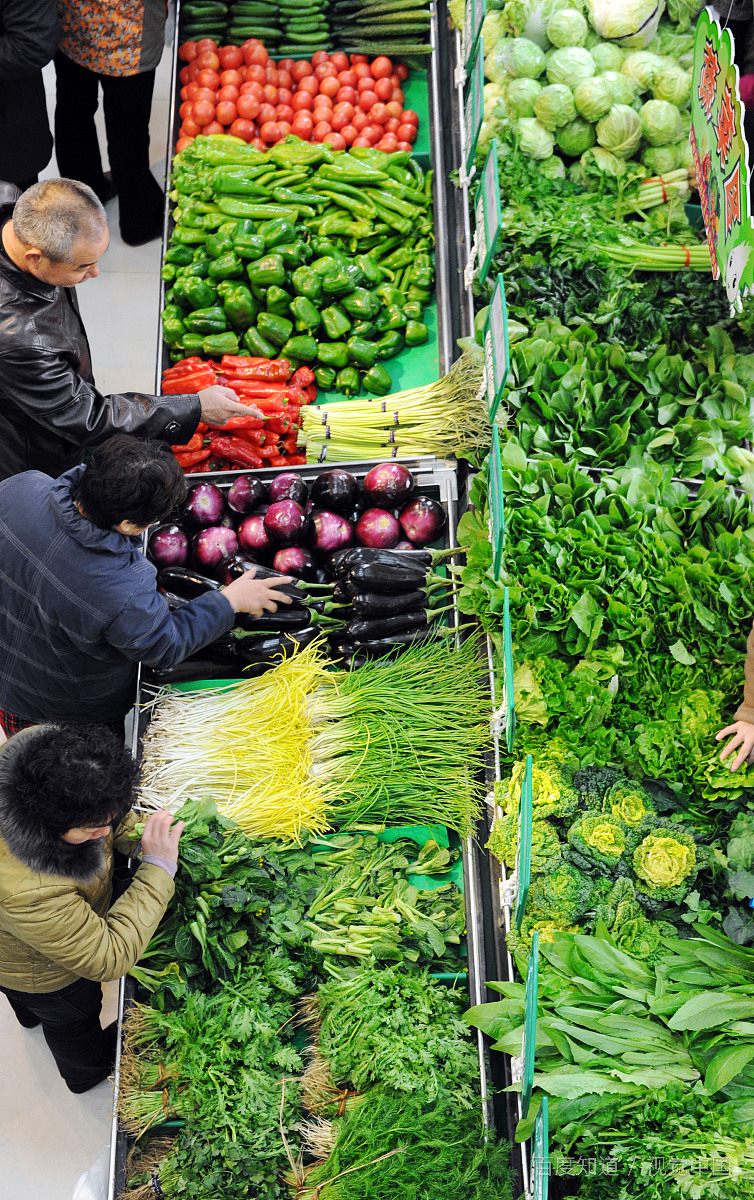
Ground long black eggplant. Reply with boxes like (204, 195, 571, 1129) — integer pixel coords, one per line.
(347, 609, 428, 641)
(346, 561, 429, 593)
(157, 566, 221, 597)
(235, 607, 312, 633)
(234, 624, 320, 664)
(350, 589, 428, 617)
(330, 546, 433, 576)
(353, 627, 438, 651)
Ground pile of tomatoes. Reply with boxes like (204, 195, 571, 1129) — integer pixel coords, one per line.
(177, 39, 419, 153)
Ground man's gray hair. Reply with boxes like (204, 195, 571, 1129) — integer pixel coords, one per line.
(13, 179, 107, 263)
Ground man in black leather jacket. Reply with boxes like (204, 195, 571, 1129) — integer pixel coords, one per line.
(0, 178, 258, 482)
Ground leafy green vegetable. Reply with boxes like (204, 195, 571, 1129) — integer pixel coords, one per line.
(528, 861, 594, 923)
(566, 812, 633, 876)
(632, 823, 702, 907)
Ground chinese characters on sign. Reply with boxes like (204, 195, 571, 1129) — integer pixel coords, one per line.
(691, 10, 754, 307)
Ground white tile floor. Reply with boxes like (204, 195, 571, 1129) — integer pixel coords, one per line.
(0, 42, 174, 1200)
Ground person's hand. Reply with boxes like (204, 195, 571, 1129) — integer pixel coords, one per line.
(141, 810, 184, 863)
(222, 567, 295, 616)
(716, 720, 754, 771)
(197, 385, 264, 425)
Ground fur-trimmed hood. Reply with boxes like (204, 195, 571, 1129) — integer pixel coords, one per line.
(0, 728, 108, 882)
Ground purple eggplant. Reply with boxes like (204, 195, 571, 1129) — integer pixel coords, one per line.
(192, 526, 238, 574)
(398, 497, 447, 547)
(238, 514, 274, 557)
(311, 469, 359, 515)
(227, 474, 266, 514)
(273, 546, 317, 581)
(219, 552, 259, 584)
(147, 523, 189, 569)
(308, 510, 354, 555)
(268, 471, 308, 506)
(183, 481, 226, 530)
(355, 508, 401, 549)
(264, 499, 308, 546)
(363, 462, 414, 509)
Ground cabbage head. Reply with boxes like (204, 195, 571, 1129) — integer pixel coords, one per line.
(573, 75, 613, 120)
(652, 64, 691, 107)
(642, 144, 678, 174)
(590, 42, 625, 72)
(481, 11, 508, 53)
(673, 136, 694, 169)
(586, 0, 665, 48)
(580, 145, 627, 179)
(641, 98, 683, 145)
(534, 83, 576, 128)
(498, 37, 547, 78)
(546, 7, 588, 46)
(546, 45, 596, 87)
(596, 103, 643, 158)
(600, 69, 639, 106)
(484, 82, 508, 120)
(517, 116, 556, 158)
(557, 116, 597, 155)
(485, 50, 515, 86)
(505, 0, 588, 51)
(506, 76, 543, 118)
(666, 0, 704, 34)
(621, 50, 663, 92)
(539, 154, 567, 178)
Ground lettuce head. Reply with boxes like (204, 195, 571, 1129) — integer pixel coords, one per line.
(640, 97, 683, 145)
(517, 116, 556, 158)
(534, 83, 577, 128)
(573, 74, 614, 120)
(498, 37, 547, 78)
(590, 41, 625, 72)
(596, 103, 643, 158)
(557, 115, 597, 155)
(546, 7, 589, 46)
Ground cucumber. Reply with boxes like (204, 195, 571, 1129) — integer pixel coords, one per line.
(231, 3, 278, 12)
(227, 24, 282, 36)
(285, 18, 329, 29)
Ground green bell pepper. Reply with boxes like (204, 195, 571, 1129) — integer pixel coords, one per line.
(162, 311, 185, 349)
(376, 283, 404, 307)
(206, 229, 236, 259)
(172, 276, 217, 310)
(290, 295, 320, 333)
(317, 342, 349, 370)
(341, 288, 381, 320)
(375, 330, 405, 359)
(281, 334, 318, 362)
(335, 366, 360, 396)
(310, 237, 339, 257)
(233, 233, 266, 260)
(353, 254, 384, 286)
(257, 217, 296, 248)
(172, 225, 209, 245)
(362, 364, 392, 395)
(243, 326, 277, 357)
(223, 284, 258, 331)
(246, 254, 285, 289)
(266, 286, 292, 317)
(321, 304, 352, 340)
(161, 263, 176, 283)
(165, 244, 194, 266)
(184, 306, 227, 334)
(404, 320, 429, 347)
(374, 304, 406, 333)
(182, 333, 206, 356)
(314, 366, 337, 389)
(203, 331, 240, 357)
(346, 336, 376, 369)
(178, 257, 211, 279)
(402, 300, 424, 322)
(257, 312, 293, 348)
(291, 265, 323, 304)
(350, 320, 378, 341)
(321, 266, 355, 298)
(311, 255, 340, 277)
(280, 242, 311, 269)
(208, 252, 244, 280)
(406, 284, 432, 304)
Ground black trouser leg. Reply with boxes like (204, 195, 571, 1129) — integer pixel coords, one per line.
(3, 991, 40, 1028)
(100, 69, 165, 243)
(0, 977, 115, 1093)
(53, 51, 108, 200)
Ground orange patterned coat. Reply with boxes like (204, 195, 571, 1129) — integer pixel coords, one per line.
(57, 0, 167, 77)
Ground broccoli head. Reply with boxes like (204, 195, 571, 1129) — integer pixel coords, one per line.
(507, 748, 580, 823)
(604, 780, 655, 828)
(506, 913, 578, 965)
(632, 820, 703, 907)
(564, 812, 634, 877)
(573, 765, 621, 809)
(527, 862, 593, 924)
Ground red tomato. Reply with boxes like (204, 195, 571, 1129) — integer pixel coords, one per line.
(369, 102, 388, 124)
(397, 140, 413, 151)
(336, 86, 358, 106)
(257, 103, 277, 125)
(291, 59, 313, 81)
(263, 83, 278, 104)
(219, 45, 243, 69)
(180, 84, 190, 100)
(358, 91, 378, 112)
(278, 86, 292, 105)
(278, 70, 293, 90)
(331, 110, 350, 132)
(278, 121, 292, 138)
(324, 131, 346, 150)
(396, 122, 416, 143)
(313, 93, 332, 109)
(291, 112, 314, 139)
(337, 70, 357, 88)
(312, 50, 329, 66)
(329, 52, 349, 72)
(179, 40, 197, 62)
(195, 38, 218, 54)
(396, 63, 409, 81)
(266, 64, 279, 85)
(217, 85, 239, 103)
(374, 77, 393, 101)
(187, 61, 199, 81)
(245, 63, 266, 85)
(250, 136, 267, 152)
(192, 98, 215, 125)
(298, 76, 319, 96)
(350, 53, 368, 64)
(352, 111, 369, 131)
(384, 117, 401, 134)
(341, 124, 357, 144)
(292, 90, 313, 111)
(196, 51, 220, 72)
(352, 135, 372, 146)
(241, 80, 264, 100)
(196, 68, 219, 90)
(389, 73, 401, 87)
(244, 43, 268, 67)
(203, 120, 224, 134)
(370, 56, 392, 79)
(237, 65, 247, 80)
(357, 76, 376, 94)
(402, 109, 419, 126)
(333, 100, 355, 121)
(179, 65, 191, 85)
(376, 133, 398, 152)
(185, 81, 199, 100)
(385, 100, 403, 120)
(275, 104, 294, 124)
(193, 86, 216, 102)
(260, 120, 283, 143)
(230, 118, 256, 141)
(278, 58, 295, 73)
(392, 88, 405, 104)
(178, 121, 197, 138)
(363, 123, 383, 143)
(315, 62, 338, 81)
(176, 135, 194, 151)
(219, 69, 242, 88)
(353, 62, 373, 79)
(179, 100, 193, 119)
(236, 92, 261, 120)
(215, 100, 237, 125)
(319, 76, 339, 99)
(313, 120, 332, 142)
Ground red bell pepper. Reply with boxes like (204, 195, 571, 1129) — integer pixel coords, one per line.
(196, 421, 209, 433)
(257, 442, 283, 459)
(280, 435, 299, 455)
(290, 365, 315, 388)
(212, 415, 264, 431)
(303, 384, 317, 404)
(208, 436, 264, 469)
(220, 356, 292, 381)
(236, 428, 268, 446)
(163, 367, 216, 395)
(263, 416, 294, 435)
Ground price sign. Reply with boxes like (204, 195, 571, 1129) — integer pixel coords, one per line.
(532, 1097, 549, 1200)
(488, 424, 504, 580)
(484, 273, 510, 422)
(503, 586, 516, 753)
(521, 926, 539, 1118)
(463, 0, 486, 67)
(515, 753, 532, 932)
(474, 140, 502, 285)
(463, 38, 484, 178)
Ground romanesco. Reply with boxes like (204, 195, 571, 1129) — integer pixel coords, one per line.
(527, 862, 593, 924)
(564, 812, 635, 877)
(604, 780, 655, 827)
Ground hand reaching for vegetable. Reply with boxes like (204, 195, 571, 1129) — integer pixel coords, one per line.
(197, 385, 263, 426)
(141, 810, 184, 864)
(222, 567, 294, 616)
(716, 720, 754, 771)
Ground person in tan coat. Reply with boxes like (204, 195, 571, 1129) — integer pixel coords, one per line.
(717, 624, 754, 770)
(0, 722, 182, 1092)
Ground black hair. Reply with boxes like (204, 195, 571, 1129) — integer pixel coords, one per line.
(73, 435, 188, 530)
(6, 724, 138, 836)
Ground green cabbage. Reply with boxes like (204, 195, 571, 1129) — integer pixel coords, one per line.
(573, 75, 614, 120)
(506, 76, 543, 118)
(504, 0, 588, 51)
(534, 83, 576, 128)
(540, 154, 568, 178)
(557, 116, 597, 155)
(621, 50, 663, 92)
(596, 103, 643, 158)
(546, 7, 588, 46)
(481, 10, 508, 53)
(673, 136, 693, 169)
(641, 98, 683, 145)
(498, 37, 547, 78)
(546, 45, 596, 87)
(600, 69, 639, 106)
(484, 82, 509, 120)
(652, 64, 691, 107)
(586, 0, 664, 48)
(666, 0, 704, 33)
(517, 116, 556, 158)
(641, 144, 678, 174)
(580, 145, 627, 179)
(590, 42, 625, 72)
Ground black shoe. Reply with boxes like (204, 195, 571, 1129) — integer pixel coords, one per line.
(120, 217, 164, 247)
(64, 1021, 119, 1093)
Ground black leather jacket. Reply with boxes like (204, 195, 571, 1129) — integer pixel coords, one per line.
(0, 183, 200, 481)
